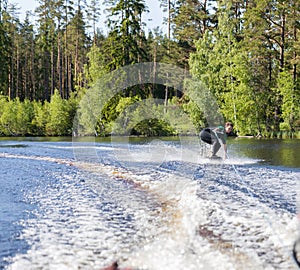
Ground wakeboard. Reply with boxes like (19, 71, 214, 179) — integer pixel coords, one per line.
(209, 155, 223, 160)
(204, 155, 224, 164)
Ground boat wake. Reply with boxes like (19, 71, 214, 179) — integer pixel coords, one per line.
(2, 141, 300, 269)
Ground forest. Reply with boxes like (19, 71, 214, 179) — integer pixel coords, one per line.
(0, 0, 299, 137)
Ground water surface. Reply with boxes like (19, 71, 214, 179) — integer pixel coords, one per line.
(229, 137, 300, 168)
(0, 137, 299, 269)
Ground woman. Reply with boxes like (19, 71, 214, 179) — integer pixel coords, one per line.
(200, 122, 234, 159)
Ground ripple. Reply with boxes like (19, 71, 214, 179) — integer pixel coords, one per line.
(0, 144, 28, 148)
(1, 140, 299, 270)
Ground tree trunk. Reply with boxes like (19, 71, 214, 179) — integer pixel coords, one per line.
(9, 47, 14, 100)
(30, 39, 36, 100)
(16, 43, 20, 98)
(57, 29, 63, 96)
(44, 50, 50, 101)
(279, 12, 285, 71)
(293, 6, 297, 84)
(51, 39, 55, 96)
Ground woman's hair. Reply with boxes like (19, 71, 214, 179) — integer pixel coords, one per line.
(225, 122, 233, 128)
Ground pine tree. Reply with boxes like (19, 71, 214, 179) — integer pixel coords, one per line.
(2, 4, 21, 100)
(63, 0, 75, 98)
(67, 2, 89, 91)
(0, 1, 9, 96)
(86, 0, 102, 43)
(105, 0, 148, 69)
(172, 0, 216, 68)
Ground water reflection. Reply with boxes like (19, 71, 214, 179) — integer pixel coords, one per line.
(0, 144, 28, 148)
(0, 136, 299, 167)
(229, 138, 300, 168)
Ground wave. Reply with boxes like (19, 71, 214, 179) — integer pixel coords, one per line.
(2, 141, 300, 269)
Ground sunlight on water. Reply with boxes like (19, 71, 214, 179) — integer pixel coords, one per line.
(1, 138, 300, 269)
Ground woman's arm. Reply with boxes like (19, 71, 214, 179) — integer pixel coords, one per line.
(223, 143, 227, 159)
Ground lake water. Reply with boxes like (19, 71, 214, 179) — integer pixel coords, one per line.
(0, 136, 299, 269)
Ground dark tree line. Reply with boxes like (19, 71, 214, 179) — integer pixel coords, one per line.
(0, 0, 299, 137)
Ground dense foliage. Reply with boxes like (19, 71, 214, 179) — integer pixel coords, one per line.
(0, 0, 299, 137)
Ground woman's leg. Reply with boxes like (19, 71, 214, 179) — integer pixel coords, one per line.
(200, 129, 213, 144)
(212, 138, 221, 156)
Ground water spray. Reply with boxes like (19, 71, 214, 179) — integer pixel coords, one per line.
(225, 152, 298, 267)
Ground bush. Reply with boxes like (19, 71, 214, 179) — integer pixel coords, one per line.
(45, 90, 72, 136)
(0, 98, 34, 136)
(32, 100, 48, 135)
(279, 122, 290, 131)
(131, 118, 176, 136)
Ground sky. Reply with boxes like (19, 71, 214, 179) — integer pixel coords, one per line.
(13, 0, 167, 34)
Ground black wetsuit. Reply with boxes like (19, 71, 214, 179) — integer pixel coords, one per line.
(200, 127, 226, 156)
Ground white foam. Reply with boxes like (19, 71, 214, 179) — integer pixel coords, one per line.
(5, 141, 300, 270)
